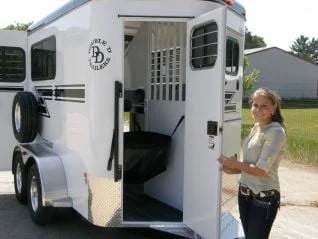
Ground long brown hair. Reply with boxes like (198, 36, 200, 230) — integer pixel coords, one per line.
(250, 88, 285, 127)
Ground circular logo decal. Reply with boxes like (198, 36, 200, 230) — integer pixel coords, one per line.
(88, 38, 112, 70)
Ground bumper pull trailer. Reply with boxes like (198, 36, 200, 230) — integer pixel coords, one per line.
(0, 0, 246, 238)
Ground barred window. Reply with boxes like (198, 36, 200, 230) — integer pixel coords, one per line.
(191, 22, 218, 69)
(31, 36, 56, 81)
(150, 47, 185, 101)
(0, 47, 25, 82)
(149, 23, 186, 102)
(226, 38, 239, 75)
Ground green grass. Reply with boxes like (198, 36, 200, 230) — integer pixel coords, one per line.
(242, 107, 318, 166)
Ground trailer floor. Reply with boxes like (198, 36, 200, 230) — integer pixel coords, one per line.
(123, 188, 182, 222)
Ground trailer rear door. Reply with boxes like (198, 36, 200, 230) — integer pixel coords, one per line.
(184, 7, 226, 239)
(0, 30, 27, 170)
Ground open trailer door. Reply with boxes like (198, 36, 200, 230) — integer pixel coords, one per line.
(183, 6, 226, 239)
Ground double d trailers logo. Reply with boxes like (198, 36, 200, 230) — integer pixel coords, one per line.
(88, 39, 112, 70)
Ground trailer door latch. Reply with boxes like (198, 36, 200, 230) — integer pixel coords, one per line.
(107, 81, 123, 182)
(207, 121, 218, 136)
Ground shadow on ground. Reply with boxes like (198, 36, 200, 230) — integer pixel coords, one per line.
(0, 194, 185, 239)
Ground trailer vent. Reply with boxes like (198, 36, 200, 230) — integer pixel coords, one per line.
(224, 91, 234, 104)
(224, 91, 237, 112)
(225, 104, 236, 112)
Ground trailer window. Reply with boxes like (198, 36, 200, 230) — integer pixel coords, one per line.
(190, 22, 218, 69)
(0, 47, 25, 82)
(226, 38, 239, 75)
(31, 36, 56, 81)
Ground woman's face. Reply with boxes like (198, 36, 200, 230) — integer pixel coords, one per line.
(251, 95, 276, 126)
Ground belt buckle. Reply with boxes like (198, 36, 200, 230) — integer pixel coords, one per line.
(259, 190, 276, 198)
(259, 192, 266, 198)
(240, 186, 250, 196)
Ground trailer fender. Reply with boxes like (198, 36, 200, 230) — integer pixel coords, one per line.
(17, 144, 72, 207)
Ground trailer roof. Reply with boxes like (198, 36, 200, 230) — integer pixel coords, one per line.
(28, 0, 90, 34)
(206, 0, 246, 17)
(28, 0, 246, 34)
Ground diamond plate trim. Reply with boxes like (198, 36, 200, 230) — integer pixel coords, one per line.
(221, 173, 239, 212)
(87, 175, 122, 227)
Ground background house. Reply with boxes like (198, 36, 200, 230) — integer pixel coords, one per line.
(245, 47, 318, 99)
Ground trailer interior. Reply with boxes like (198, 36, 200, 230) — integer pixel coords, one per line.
(123, 21, 187, 223)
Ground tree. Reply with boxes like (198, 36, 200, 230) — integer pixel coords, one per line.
(3, 22, 32, 31)
(243, 57, 259, 96)
(290, 35, 318, 63)
(245, 28, 267, 49)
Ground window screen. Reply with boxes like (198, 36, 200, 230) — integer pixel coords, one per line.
(0, 47, 25, 82)
(191, 22, 218, 69)
(226, 38, 239, 75)
(31, 36, 56, 81)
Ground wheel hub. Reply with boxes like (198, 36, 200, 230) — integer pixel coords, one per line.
(15, 162, 22, 193)
(30, 176, 38, 211)
(14, 103, 21, 133)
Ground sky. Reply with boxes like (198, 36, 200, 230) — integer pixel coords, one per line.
(0, 0, 317, 51)
(238, 0, 318, 50)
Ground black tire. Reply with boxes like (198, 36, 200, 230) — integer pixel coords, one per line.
(13, 151, 27, 204)
(27, 164, 55, 225)
(12, 92, 39, 143)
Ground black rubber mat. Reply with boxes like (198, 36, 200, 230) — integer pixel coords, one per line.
(123, 190, 182, 222)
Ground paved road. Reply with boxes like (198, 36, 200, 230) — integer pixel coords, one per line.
(0, 171, 184, 239)
(270, 160, 318, 239)
(271, 205, 318, 239)
(2, 161, 318, 239)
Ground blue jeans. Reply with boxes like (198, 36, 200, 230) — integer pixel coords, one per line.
(238, 188, 280, 239)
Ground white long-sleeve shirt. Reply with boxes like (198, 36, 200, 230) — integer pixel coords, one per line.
(239, 122, 287, 194)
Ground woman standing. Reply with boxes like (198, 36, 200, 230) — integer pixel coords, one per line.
(219, 88, 286, 239)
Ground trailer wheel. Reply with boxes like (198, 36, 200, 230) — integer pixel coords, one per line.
(12, 92, 39, 143)
(13, 151, 27, 204)
(27, 164, 54, 225)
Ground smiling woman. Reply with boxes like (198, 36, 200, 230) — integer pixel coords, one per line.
(219, 88, 287, 239)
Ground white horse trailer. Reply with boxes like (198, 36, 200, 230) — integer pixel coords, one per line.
(0, 0, 245, 238)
